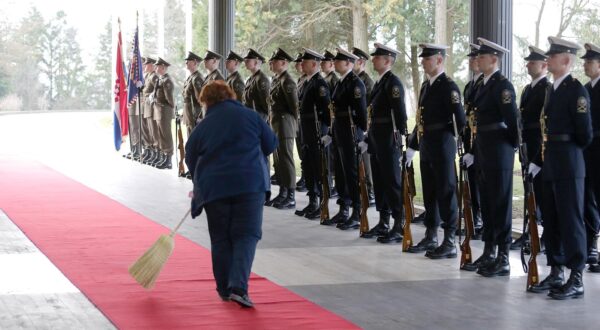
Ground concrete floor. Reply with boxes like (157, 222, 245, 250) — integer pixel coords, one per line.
(0, 111, 599, 329)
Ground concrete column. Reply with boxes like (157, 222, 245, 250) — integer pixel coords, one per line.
(471, 0, 513, 79)
(209, 0, 235, 73)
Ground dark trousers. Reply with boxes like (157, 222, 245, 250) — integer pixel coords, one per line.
(204, 192, 264, 295)
(335, 142, 359, 208)
(274, 138, 296, 189)
(542, 179, 587, 271)
(421, 160, 458, 232)
(300, 143, 322, 198)
(370, 147, 403, 220)
(584, 175, 600, 236)
(479, 169, 513, 245)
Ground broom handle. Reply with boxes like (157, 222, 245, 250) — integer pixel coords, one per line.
(169, 208, 191, 237)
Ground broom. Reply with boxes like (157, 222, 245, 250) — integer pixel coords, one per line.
(129, 208, 191, 289)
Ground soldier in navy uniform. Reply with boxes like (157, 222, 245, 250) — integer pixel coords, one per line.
(581, 43, 600, 272)
(357, 43, 407, 242)
(404, 44, 466, 255)
(320, 48, 367, 230)
(461, 43, 484, 240)
(460, 38, 518, 277)
(294, 48, 331, 218)
(266, 48, 299, 210)
(528, 37, 592, 300)
(321, 50, 339, 199)
(510, 46, 550, 251)
(225, 50, 245, 102)
(352, 47, 376, 206)
(243, 49, 271, 121)
(293, 52, 308, 193)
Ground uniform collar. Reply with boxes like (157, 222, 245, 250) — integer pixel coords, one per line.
(340, 69, 352, 82)
(483, 69, 499, 85)
(553, 72, 570, 90)
(590, 75, 600, 88)
(530, 75, 546, 88)
(472, 72, 483, 82)
(428, 71, 444, 85)
(306, 70, 320, 81)
(376, 69, 391, 83)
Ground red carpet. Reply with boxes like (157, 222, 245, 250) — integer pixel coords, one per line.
(0, 158, 358, 329)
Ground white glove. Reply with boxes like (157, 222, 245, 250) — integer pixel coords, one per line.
(358, 141, 368, 154)
(148, 94, 155, 104)
(405, 148, 416, 166)
(528, 163, 541, 178)
(462, 153, 474, 168)
(320, 135, 332, 147)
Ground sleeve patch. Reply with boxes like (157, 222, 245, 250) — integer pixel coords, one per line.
(577, 96, 588, 113)
(286, 83, 295, 94)
(451, 90, 460, 104)
(501, 89, 511, 104)
(392, 86, 401, 98)
(260, 81, 268, 91)
(354, 86, 362, 99)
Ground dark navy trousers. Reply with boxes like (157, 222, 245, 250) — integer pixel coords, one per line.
(204, 192, 264, 296)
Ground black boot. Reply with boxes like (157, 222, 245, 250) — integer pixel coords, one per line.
(266, 187, 287, 207)
(139, 147, 151, 162)
(295, 176, 307, 192)
(322, 205, 349, 226)
(406, 227, 438, 253)
(156, 154, 172, 169)
(368, 189, 375, 206)
(461, 242, 496, 271)
(478, 244, 510, 277)
(549, 269, 584, 300)
(412, 211, 426, 224)
(329, 186, 338, 198)
(151, 152, 165, 167)
(587, 234, 598, 265)
(337, 207, 360, 230)
(528, 265, 564, 293)
(143, 148, 157, 164)
(510, 233, 529, 251)
(589, 263, 600, 273)
(270, 174, 278, 185)
(472, 213, 483, 240)
(426, 229, 457, 259)
(295, 195, 318, 217)
(376, 215, 403, 243)
(132, 145, 142, 160)
(361, 212, 390, 238)
(141, 148, 153, 163)
(275, 189, 295, 209)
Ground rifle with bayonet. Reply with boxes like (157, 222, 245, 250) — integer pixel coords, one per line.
(316, 105, 330, 224)
(454, 114, 475, 268)
(174, 105, 186, 177)
(402, 132, 415, 251)
(347, 106, 369, 234)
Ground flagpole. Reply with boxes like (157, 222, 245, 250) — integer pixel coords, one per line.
(121, 17, 134, 158)
(137, 11, 144, 162)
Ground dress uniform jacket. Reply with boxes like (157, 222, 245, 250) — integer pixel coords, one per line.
(270, 70, 298, 138)
(462, 75, 484, 153)
(520, 77, 550, 162)
(584, 80, 600, 236)
(243, 69, 271, 121)
(368, 70, 407, 218)
(324, 71, 339, 93)
(226, 71, 245, 102)
(358, 71, 374, 104)
(182, 70, 204, 127)
(153, 73, 175, 120)
(143, 72, 159, 119)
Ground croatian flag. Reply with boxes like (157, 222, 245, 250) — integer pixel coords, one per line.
(127, 23, 144, 107)
(113, 19, 128, 151)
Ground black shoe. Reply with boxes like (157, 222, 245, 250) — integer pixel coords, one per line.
(230, 292, 254, 308)
(412, 212, 425, 224)
(589, 263, 600, 273)
(274, 190, 295, 209)
(406, 228, 438, 253)
(328, 205, 349, 225)
(510, 234, 529, 250)
(219, 294, 231, 301)
(361, 213, 390, 238)
(329, 187, 339, 198)
(426, 231, 457, 259)
(337, 208, 359, 229)
(528, 266, 564, 293)
(151, 153, 165, 167)
(305, 206, 322, 220)
(548, 270, 584, 300)
(461, 242, 496, 271)
(266, 187, 287, 207)
(295, 197, 318, 217)
(295, 177, 307, 192)
(587, 235, 598, 265)
(478, 244, 510, 277)
(376, 229, 403, 243)
(155, 156, 172, 169)
(368, 190, 375, 206)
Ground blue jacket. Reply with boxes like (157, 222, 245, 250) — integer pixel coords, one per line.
(185, 99, 278, 218)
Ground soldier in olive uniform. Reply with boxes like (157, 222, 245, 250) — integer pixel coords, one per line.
(461, 44, 484, 239)
(266, 48, 299, 209)
(581, 43, 600, 272)
(182, 51, 204, 137)
(242, 49, 271, 121)
(225, 50, 245, 102)
(404, 44, 466, 256)
(528, 37, 592, 300)
(294, 52, 308, 193)
(152, 57, 175, 170)
(321, 48, 367, 229)
(510, 46, 550, 251)
(461, 39, 519, 277)
(124, 56, 145, 160)
(142, 57, 162, 165)
(295, 48, 331, 218)
(352, 47, 376, 206)
(359, 43, 407, 243)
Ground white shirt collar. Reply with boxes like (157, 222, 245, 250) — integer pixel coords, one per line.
(530, 75, 546, 88)
(428, 71, 444, 85)
(591, 75, 600, 88)
(306, 70, 320, 80)
(340, 69, 352, 82)
(472, 72, 483, 82)
(553, 73, 570, 90)
(376, 69, 391, 83)
(483, 69, 499, 85)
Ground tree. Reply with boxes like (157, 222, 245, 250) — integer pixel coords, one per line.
(84, 19, 113, 110)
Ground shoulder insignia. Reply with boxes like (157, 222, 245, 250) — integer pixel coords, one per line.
(392, 85, 401, 98)
(260, 81, 268, 91)
(577, 96, 588, 113)
(354, 86, 362, 99)
(286, 83, 295, 94)
(319, 85, 327, 97)
(451, 90, 460, 104)
(501, 89, 511, 104)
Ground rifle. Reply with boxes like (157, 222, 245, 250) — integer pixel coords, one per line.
(315, 106, 330, 224)
(401, 132, 415, 251)
(175, 106, 186, 177)
(454, 115, 474, 268)
(519, 140, 541, 290)
(347, 106, 369, 234)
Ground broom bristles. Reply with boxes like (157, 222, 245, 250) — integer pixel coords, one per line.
(129, 234, 175, 289)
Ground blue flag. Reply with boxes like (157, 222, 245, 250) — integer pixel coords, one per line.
(127, 25, 145, 106)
